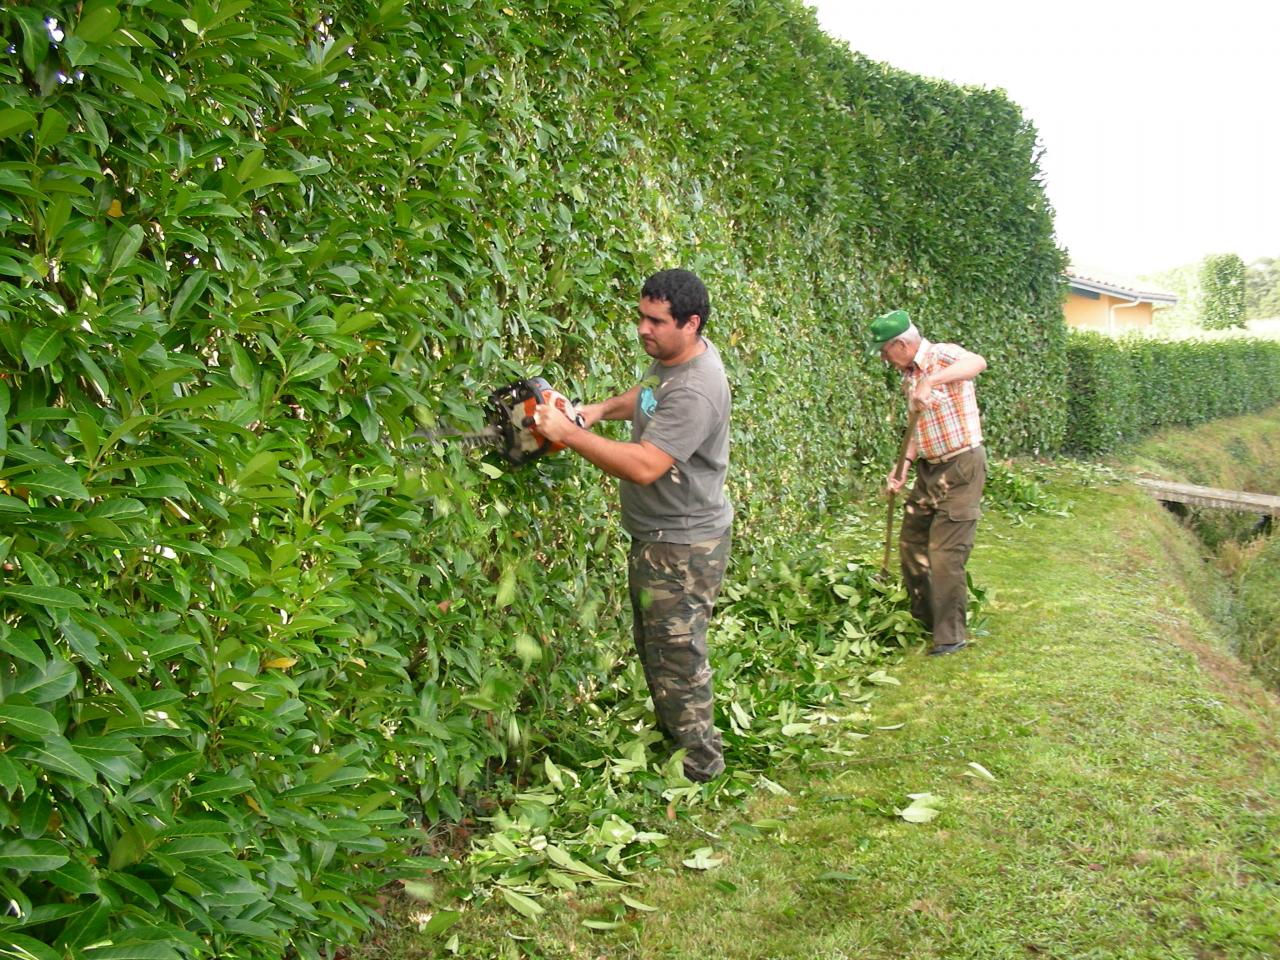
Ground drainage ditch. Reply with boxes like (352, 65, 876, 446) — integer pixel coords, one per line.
(1161, 499, 1280, 691)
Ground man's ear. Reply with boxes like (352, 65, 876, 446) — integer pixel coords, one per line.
(684, 315, 702, 336)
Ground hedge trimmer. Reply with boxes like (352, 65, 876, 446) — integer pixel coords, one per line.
(412, 377, 584, 467)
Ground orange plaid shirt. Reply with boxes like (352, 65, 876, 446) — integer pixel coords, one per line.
(903, 339, 984, 462)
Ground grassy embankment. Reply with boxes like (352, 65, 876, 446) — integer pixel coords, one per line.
(363, 412, 1280, 960)
(1126, 407, 1280, 688)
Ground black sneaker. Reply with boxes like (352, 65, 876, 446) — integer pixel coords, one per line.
(683, 761, 726, 783)
(928, 642, 967, 656)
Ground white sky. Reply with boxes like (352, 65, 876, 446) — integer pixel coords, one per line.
(805, 0, 1280, 278)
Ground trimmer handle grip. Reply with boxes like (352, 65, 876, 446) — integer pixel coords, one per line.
(522, 388, 584, 449)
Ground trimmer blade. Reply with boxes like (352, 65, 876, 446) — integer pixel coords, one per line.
(409, 424, 502, 450)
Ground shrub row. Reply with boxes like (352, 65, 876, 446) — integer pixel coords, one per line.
(1064, 333, 1280, 455)
(1, 0, 1062, 956)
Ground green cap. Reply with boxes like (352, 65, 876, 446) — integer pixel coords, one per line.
(867, 309, 910, 353)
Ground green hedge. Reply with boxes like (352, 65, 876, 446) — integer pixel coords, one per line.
(1, 1, 1063, 955)
(1065, 333, 1280, 455)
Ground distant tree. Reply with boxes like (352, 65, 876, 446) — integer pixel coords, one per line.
(1144, 262, 1199, 330)
(1198, 253, 1247, 329)
(1245, 257, 1280, 320)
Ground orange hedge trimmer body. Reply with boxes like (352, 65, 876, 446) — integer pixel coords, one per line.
(414, 377, 584, 467)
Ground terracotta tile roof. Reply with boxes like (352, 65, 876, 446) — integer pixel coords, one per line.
(1065, 265, 1178, 304)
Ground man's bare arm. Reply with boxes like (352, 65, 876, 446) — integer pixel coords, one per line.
(579, 384, 642, 427)
(533, 399, 674, 485)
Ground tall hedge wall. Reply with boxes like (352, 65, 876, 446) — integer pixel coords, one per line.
(0, 1, 1063, 955)
(1064, 333, 1280, 455)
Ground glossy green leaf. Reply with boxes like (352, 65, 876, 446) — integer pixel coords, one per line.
(0, 628, 45, 667)
(619, 893, 658, 912)
(79, 101, 110, 151)
(0, 108, 37, 140)
(209, 549, 251, 579)
(82, 944, 183, 960)
(0, 167, 45, 199)
(19, 790, 52, 838)
(45, 858, 100, 896)
(12, 658, 79, 702)
(0, 584, 89, 609)
(15, 736, 96, 784)
(37, 110, 70, 151)
(0, 933, 60, 960)
(0, 704, 61, 739)
(416, 908, 460, 937)
(74, 737, 143, 785)
(106, 826, 151, 872)
(244, 168, 300, 191)
(582, 918, 624, 930)
(16, 465, 91, 500)
(0, 495, 32, 516)
(0, 838, 71, 872)
(21, 328, 65, 370)
(54, 899, 112, 951)
(168, 270, 210, 323)
(498, 887, 545, 919)
(287, 352, 339, 383)
(108, 224, 145, 275)
(125, 752, 202, 802)
(74, 4, 123, 43)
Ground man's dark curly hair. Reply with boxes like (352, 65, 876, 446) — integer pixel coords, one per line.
(641, 269, 710, 333)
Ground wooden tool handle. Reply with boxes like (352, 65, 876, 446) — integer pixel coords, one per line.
(881, 406, 921, 574)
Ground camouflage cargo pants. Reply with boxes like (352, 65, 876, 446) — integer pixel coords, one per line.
(628, 533, 731, 782)
(900, 445, 986, 649)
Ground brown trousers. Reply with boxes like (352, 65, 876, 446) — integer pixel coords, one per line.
(900, 446, 986, 648)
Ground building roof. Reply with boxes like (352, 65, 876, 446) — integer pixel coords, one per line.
(1065, 265, 1178, 305)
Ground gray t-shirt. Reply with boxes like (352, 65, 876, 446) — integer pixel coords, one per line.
(620, 339, 733, 543)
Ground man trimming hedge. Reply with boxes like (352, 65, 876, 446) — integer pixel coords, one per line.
(533, 269, 733, 781)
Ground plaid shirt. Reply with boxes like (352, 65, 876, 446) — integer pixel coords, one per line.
(903, 339, 984, 462)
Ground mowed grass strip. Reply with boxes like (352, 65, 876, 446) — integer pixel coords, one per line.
(367, 471, 1280, 960)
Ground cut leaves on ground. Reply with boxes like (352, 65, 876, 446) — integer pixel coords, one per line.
(358, 433, 1280, 960)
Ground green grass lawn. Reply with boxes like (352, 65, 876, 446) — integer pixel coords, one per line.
(357, 460, 1280, 960)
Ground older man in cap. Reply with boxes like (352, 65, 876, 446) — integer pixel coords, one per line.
(869, 309, 987, 656)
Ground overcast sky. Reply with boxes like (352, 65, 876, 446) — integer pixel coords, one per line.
(805, 0, 1279, 278)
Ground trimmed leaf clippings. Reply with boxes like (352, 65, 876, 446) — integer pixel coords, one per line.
(895, 793, 944, 824)
(681, 847, 724, 870)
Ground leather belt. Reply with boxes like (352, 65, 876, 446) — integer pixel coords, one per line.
(924, 443, 982, 466)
